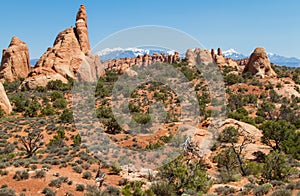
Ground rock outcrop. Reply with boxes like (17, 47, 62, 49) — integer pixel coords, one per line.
(185, 48, 238, 68)
(186, 48, 213, 66)
(103, 52, 180, 74)
(75, 5, 90, 55)
(23, 5, 104, 89)
(0, 37, 30, 82)
(243, 47, 277, 78)
(0, 83, 12, 114)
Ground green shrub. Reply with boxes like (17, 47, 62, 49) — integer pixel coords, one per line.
(76, 184, 85, 192)
(224, 73, 242, 85)
(218, 126, 239, 143)
(82, 171, 92, 179)
(158, 154, 211, 194)
(59, 109, 73, 123)
(35, 170, 46, 178)
(0, 188, 16, 196)
(13, 170, 29, 181)
(151, 181, 175, 196)
(253, 185, 270, 196)
(72, 166, 82, 174)
(10, 93, 29, 112)
(262, 151, 294, 181)
(0, 109, 4, 118)
(41, 104, 55, 116)
(215, 186, 236, 195)
(42, 187, 56, 196)
(49, 91, 64, 101)
(52, 98, 67, 109)
(133, 113, 151, 124)
(49, 178, 62, 188)
(271, 189, 291, 196)
(47, 80, 70, 91)
(24, 99, 41, 117)
(110, 162, 122, 175)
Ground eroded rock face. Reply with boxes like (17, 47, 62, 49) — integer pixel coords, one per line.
(0, 83, 12, 114)
(75, 5, 90, 55)
(244, 47, 277, 78)
(0, 37, 30, 82)
(23, 5, 104, 89)
(186, 48, 213, 65)
(103, 52, 180, 74)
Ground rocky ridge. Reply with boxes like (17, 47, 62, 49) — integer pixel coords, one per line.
(23, 5, 104, 89)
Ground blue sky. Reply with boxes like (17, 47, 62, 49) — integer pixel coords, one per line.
(1, 0, 300, 58)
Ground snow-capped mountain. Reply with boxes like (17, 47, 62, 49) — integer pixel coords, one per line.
(223, 49, 300, 67)
(222, 49, 247, 60)
(98, 47, 179, 61)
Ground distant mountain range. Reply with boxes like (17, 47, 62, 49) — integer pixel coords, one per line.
(97, 47, 177, 61)
(223, 49, 300, 67)
(30, 48, 300, 68)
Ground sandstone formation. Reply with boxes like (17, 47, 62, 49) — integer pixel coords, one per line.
(185, 48, 213, 66)
(185, 48, 238, 69)
(243, 47, 277, 78)
(23, 5, 104, 89)
(103, 52, 180, 74)
(0, 83, 12, 114)
(0, 37, 30, 82)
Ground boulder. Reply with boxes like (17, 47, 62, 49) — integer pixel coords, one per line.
(0, 83, 12, 114)
(244, 47, 277, 78)
(0, 37, 30, 82)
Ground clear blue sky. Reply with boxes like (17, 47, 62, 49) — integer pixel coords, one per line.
(1, 0, 300, 58)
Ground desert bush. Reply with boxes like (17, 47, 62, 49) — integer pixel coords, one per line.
(24, 99, 41, 117)
(110, 162, 122, 175)
(59, 109, 73, 123)
(158, 154, 211, 194)
(46, 80, 70, 91)
(271, 189, 291, 196)
(260, 120, 300, 159)
(0, 188, 16, 196)
(151, 181, 176, 196)
(72, 166, 83, 174)
(49, 178, 63, 188)
(253, 185, 270, 196)
(41, 104, 55, 116)
(13, 170, 29, 181)
(218, 126, 239, 143)
(263, 151, 294, 181)
(0, 170, 9, 176)
(52, 98, 67, 109)
(35, 170, 46, 178)
(214, 186, 236, 195)
(82, 171, 92, 179)
(224, 73, 242, 85)
(133, 113, 151, 124)
(49, 91, 63, 101)
(42, 187, 56, 196)
(76, 184, 85, 192)
(85, 185, 102, 196)
(0, 109, 4, 118)
(81, 163, 90, 170)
